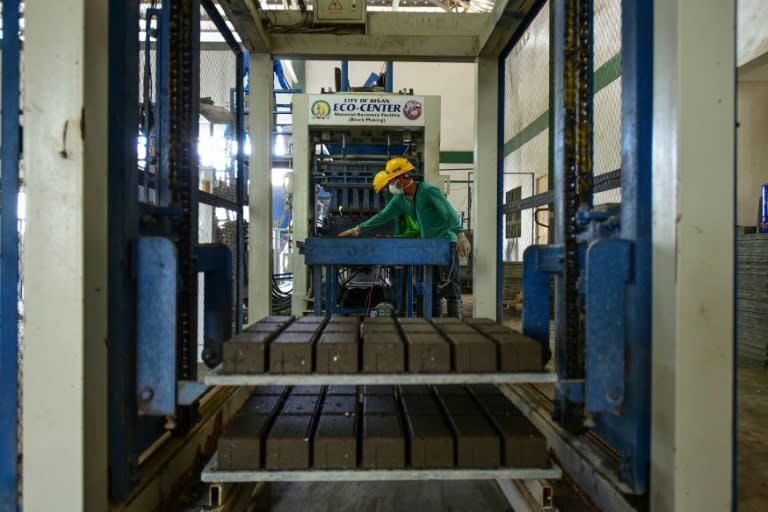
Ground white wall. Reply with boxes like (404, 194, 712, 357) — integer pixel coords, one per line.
(439, 167, 472, 227)
(737, 81, 768, 226)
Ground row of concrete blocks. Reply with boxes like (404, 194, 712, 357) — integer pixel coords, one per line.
(217, 383, 548, 471)
(222, 316, 543, 374)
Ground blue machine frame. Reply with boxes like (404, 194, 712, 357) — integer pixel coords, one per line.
(300, 237, 451, 319)
(0, 0, 21, 507)
(108, 0, 246, 499)
(518, 0, 653, 494)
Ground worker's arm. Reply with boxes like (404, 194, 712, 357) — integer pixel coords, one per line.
(337, 196, 407, 237)
(357, 195, 407, 232)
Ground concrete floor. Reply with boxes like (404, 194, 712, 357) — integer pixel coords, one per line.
(267, 481, 513, 512)
(738, 367, 768, 511)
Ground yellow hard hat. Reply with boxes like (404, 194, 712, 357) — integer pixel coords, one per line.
(384, 157, 415, 181)
(373, 170, 390, 193)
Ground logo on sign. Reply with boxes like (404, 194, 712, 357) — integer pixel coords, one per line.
(403, 100, 423, 121)
(328, 0, 343, 11)
(311, 100, 331, 119)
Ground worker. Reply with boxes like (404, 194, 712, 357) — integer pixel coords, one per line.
(340, 157, 471, 318)
(372, 169, 420, 238)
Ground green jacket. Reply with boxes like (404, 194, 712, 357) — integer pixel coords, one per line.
(360, 182, 463, 241)
(382, 190, 420, 237)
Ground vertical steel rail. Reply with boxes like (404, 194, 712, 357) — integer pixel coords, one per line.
(235, 53, 246, 331)
(108, 0, 141, 498)
(597, 0, 652, 492)
(142, 15, 154, 202)
(156, 5, 171, 206)
(0, 0, 20, 507)
(170, 0, 201, 381)
(551, 0, 593, 432)
(341, 60, 349, 92)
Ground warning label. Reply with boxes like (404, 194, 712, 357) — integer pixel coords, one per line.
(328, 0, 343, 10)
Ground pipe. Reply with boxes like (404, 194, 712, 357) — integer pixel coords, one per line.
(385, 62, 394, 92)
(341, 60, 349, 92)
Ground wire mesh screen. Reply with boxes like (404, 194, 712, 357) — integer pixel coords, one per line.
(199, 49, 238, 201)
(593, 0, 622, 206)
(502, 4, 550, 262)
(502, 0, 623, 262)
(198, 47, 242, 373)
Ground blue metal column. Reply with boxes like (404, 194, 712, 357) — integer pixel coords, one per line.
(313, 266, 323, 316)
(423, 267, 433, 320)
(108, 0, 141, 498)
(589, 0, 653, 492)
(341, 61, 349, 92)
(325, 265, 336, 318)
(385, 62, 394, 93)
(406, 266, 414, 317)
(0, 0, 20, 507)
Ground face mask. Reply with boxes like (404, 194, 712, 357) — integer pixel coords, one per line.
(388, 183, 403, 195)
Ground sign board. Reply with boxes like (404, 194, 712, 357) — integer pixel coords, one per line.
(315, 0, 366, 23)
(308, 94, 426, 126)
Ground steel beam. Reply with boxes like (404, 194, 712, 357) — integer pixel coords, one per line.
(651, 0, 735, 510)
(265, 12, 483, 62)
(23, 0, 110, 509)
(291, 95, 310, 315)
(202, 453, 562, 482)
(204, 369, 557, 386)
(217, 0, 271, 53)
(472, 56, 499, 319)
(269, 11, 489, 37)
(503, 385, 635, 512)
(479, 0, 541, 57)
(249, 53, 275, 321)
(112, 387, 253, 512)
(270, 33, 479, 62)
(495, 479, 552, 512)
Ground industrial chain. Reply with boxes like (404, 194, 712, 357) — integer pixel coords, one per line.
(562, 0, 593, 380)
(169, 0, 197, 380)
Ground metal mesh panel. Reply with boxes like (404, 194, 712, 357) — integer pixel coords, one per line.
(503, 5, 549, 261)
(592, 0, 622, 205)
(502, 0, 623, 254)
(199, 50, 238, 201)
(503, 6, 550, 137)
(198, 47, 242, 375)
(503, 132, 546, 261)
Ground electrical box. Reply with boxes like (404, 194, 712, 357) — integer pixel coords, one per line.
(314, 0, 366, 24)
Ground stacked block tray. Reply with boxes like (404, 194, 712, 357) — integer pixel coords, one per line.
(204, 383, 560, 482)
(206, 316, 555, 385)
(203, 316, 560, 483)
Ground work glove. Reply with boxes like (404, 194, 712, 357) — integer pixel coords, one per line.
(338, 225, 362, 237)
(456, 231, 471, 258)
